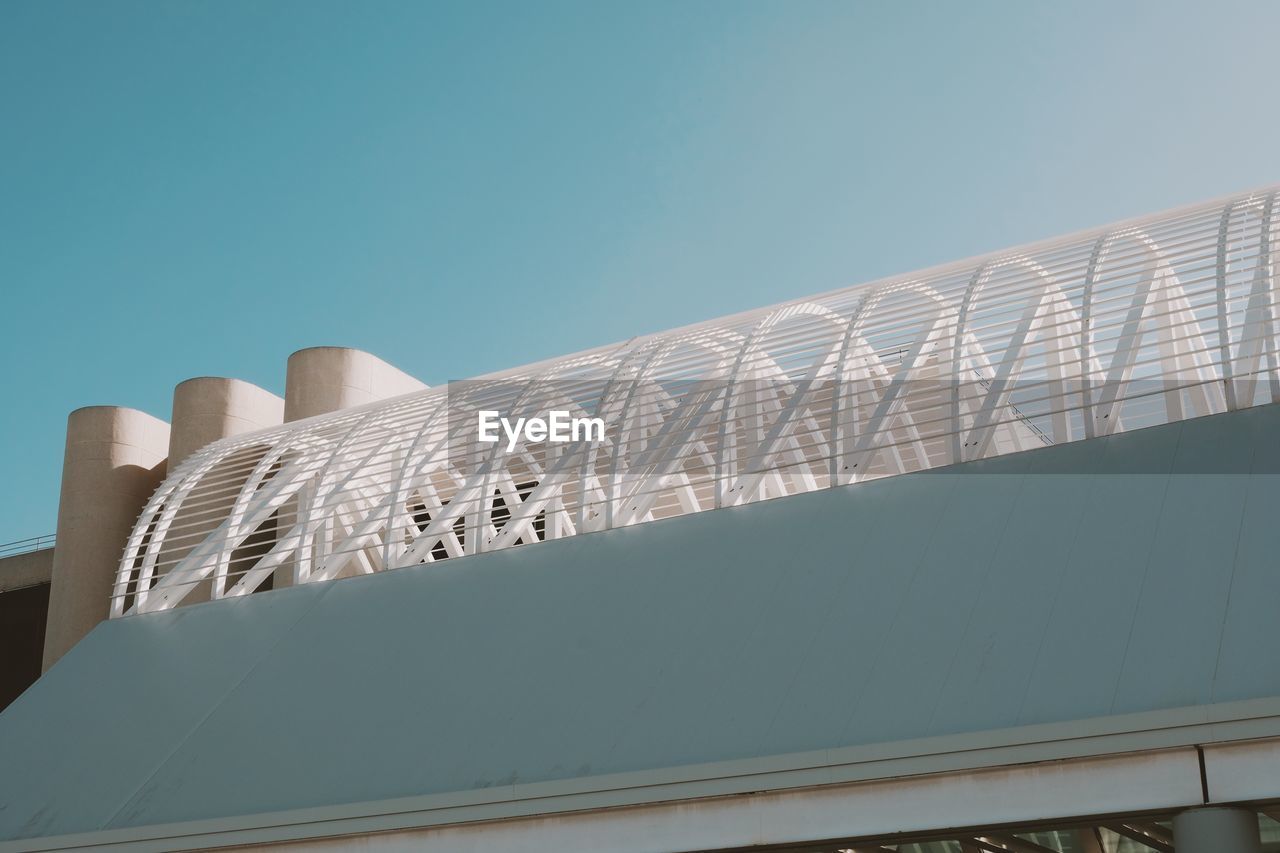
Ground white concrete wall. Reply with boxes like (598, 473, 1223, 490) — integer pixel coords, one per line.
(169, 377, 284, 468)
(42, 407, 169, 670)
(283, 348, 425, 423)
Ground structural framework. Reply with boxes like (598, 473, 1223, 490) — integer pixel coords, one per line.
(112, 186, 1279, 615)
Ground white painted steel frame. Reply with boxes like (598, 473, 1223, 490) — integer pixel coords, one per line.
(112, 186, 1280, 615)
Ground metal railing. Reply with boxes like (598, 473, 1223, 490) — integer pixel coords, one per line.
(0, 534, 56, 560)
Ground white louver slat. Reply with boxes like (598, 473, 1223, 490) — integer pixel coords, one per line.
(112, 186, 1278, 616)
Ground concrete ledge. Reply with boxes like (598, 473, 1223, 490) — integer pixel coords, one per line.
(7, 698, 1280, 852)
(0, 547, 54, 594)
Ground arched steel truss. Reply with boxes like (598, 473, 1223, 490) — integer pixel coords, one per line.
(112, 187, 1279, 616)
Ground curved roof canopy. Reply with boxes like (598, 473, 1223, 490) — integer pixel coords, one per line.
(113, 186, 1279, 615)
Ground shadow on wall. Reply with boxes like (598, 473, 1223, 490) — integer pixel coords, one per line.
(0, 582, 49, 711)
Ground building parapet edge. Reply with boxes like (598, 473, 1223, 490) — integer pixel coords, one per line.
(0, 546, 54, 594)
(7, 695, 1280, 853)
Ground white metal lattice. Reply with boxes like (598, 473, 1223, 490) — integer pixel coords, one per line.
(112, 186, 1279, 616)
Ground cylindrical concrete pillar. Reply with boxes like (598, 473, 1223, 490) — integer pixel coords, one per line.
(1174, 806, 1261, 853)
(43, 407, 170, 670)
(168, 377, 284, 468)
(161, 378, 286, 604)
(284, 347, 426, 422)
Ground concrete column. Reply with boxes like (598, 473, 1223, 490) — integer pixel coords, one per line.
(168, 377, 284, 468)
(162, 378, 285, 604)
(43, 407, 170, 670)
(1174, 806, 1261, 853)
(284, 347, 426, 422)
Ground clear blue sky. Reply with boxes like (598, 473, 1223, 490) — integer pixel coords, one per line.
(1, 0, 1278, 544)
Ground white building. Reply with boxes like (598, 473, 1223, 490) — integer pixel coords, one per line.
(1, 186, 1279, 852)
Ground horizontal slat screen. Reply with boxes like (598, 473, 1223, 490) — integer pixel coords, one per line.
(113, 187, 1279, 615)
